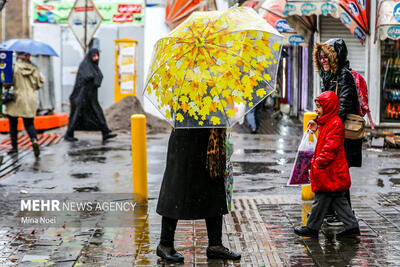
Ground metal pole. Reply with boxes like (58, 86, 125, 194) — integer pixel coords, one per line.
(22, 0, 26, 37)
(84, 0, 88, 53)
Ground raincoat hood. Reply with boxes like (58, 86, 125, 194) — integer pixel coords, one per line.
(315, 91, 339, 125)
(17, 60, 36, 76)
(313, 38, 349, 75)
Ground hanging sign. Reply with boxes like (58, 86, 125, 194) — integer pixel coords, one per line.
(0, 51, 13, 84)
(115, 39, 137, 103)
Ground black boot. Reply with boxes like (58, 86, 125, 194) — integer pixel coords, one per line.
(102, 132, 117, 141)
(294, 226, 319, 237)
(32, 139, 40, 157)
(7, 148, 18, 154)
(64, 135, 78, 142)
(336, 227, 360, 237)
(156, 244, 184, 262)
(206, 246, 241, 260)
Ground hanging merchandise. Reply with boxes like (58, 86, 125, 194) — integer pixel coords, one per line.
(381, 39, 400, 122)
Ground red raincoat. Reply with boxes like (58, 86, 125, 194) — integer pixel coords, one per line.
(310, 91, 350, 192)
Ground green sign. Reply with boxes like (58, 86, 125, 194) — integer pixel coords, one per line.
(33, 0, 144, 25)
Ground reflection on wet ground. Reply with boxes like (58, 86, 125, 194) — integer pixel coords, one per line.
(0, 130, 399, 265)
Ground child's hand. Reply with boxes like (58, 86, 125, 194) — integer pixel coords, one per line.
(307, 120, 317, 132)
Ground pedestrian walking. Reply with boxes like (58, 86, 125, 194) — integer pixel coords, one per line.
(246, 98, 265, 133)
(294, 91, 360, 238)
(65, 48, 116, 142)
(309, 38, 362, 225)
(4, 52, 42, 157)
(156, 128, 241, 262)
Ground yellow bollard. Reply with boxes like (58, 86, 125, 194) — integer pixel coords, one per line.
(131, 114, 148, 203)
(302, 112, 317, 201)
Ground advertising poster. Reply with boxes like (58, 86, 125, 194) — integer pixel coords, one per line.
(115, 39, 137, 102)
(33, 0, 144, 25)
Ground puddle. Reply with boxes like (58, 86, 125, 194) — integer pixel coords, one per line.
(389, 178, 400, 185)
(377, 178, 384, 187)
(79, 156, 107, 163)
(233, 162, 281, 174)
(73, 186, 100, 192)
(243, 149, 295, 154)
(378, 168, 400, 175)
(71, 173, 92, 179)
(378, 154, 400, 158)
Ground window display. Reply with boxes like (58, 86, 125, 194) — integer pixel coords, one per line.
(381, 39, 400, 122)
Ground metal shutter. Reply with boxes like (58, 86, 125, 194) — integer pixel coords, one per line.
(320, 15, 366, 77)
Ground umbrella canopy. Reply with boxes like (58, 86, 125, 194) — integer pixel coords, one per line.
(0, 39, 59, 57)
(145, 7, 283, 128)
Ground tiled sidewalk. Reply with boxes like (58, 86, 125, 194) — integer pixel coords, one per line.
(71, 193, 400, 266)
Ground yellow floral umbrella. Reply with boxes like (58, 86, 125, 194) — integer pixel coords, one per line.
(144, 7, 283, 128)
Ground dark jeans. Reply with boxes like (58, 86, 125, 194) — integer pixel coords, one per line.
(8, 115, 37, 150)
(307, 191, 359, 231)
(160, 216, 223, 247)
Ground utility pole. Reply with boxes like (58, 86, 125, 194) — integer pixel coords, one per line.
(1, 6, 5, 42)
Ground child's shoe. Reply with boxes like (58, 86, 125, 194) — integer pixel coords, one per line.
(294, 226, 319, 237)
(336, 227, 360, 237)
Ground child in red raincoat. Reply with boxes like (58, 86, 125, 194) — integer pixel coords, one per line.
(294, 91, 360, 238)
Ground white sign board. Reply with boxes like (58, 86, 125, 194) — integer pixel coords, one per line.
(67, 0, 103, 50)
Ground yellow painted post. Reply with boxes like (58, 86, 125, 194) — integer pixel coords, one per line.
(302, 112, 317, 201)
(131, 114, 148, 203)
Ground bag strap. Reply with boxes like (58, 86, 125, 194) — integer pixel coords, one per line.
(335, 78, 338, 95)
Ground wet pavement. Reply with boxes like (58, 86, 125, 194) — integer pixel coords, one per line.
(0, 124, 398, 266)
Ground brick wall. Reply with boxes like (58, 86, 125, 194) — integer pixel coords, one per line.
(0, 0, 30, 41)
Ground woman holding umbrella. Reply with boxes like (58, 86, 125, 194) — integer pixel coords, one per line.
(145, 7, 283, 263)
(4, 52, 42, 157)
(156, 127, 241, 262)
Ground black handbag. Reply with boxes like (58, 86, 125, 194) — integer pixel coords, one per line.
(2, 89, 14, 104)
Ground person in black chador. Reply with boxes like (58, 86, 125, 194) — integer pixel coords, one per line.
(65, 48, 116, 142)
(156, 128, 241, 263)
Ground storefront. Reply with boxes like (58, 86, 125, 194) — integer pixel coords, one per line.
(282, 0, 369, 116)
(376, 0, 400, 124)
(258, 0, 315, 116)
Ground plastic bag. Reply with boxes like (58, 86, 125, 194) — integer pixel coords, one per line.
(287, 130, 317, 186)
(234, 103, 246, 125)
(225, 134, 234, 211)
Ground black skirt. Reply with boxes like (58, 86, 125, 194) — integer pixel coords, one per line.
(156, 128, 228, 220)
(344, 138, 362, 167)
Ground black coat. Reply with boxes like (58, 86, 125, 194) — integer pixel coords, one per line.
(66, 48, 110, 135)
(156, 129, 228, 220)
(314, 39, 362, 167)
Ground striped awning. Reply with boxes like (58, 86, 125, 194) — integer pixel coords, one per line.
(284, 0, 369, 45)
(376, 0, 400, 40)
(259, 0, 310, 46)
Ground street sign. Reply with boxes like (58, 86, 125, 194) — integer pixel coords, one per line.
(0, 50, 13, 84)
(67, 0, 102, 51)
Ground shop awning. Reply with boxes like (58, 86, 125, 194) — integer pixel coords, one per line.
(284, 0, 369, 44)
(376, 0, 400, 40)
(258, 0, 311, 46)
(165, 0, 205, 29)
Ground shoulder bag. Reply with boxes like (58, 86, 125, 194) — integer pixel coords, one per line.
(335, 81, 365, 140)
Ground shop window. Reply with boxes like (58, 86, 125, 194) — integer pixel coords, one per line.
(381, 39, 400, 122)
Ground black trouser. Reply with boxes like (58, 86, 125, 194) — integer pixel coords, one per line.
(160, 216, 223, 247)
(8, 116, 37, 150)
(307, 191, 359, 231)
